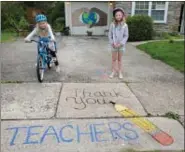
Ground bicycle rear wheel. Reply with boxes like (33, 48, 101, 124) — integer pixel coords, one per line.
(37, 55, 44, 82)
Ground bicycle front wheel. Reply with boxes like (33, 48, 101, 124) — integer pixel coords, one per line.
(37, 55, 44, 82)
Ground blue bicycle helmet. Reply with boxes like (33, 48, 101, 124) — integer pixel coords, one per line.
(35, 14, 47, 23)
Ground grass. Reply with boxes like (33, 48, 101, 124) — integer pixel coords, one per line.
(120, 149, 184, 152)
(165, 111, 180, 120)
(1, 32, 17, 43)
(169, 35, 184, 40)
(153, 32, 184, 40)
(137, 41, 184, 72)
(0, 80, 23, 84)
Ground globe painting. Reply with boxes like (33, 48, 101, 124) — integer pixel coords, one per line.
(81, 11, 99, 25)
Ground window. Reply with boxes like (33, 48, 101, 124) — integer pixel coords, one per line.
(132, 1, 168, 23)
(135, 2, 149, 15)
(151, 1, 166, 21)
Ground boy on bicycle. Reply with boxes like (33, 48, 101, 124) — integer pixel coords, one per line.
(24, 14, 59, 68)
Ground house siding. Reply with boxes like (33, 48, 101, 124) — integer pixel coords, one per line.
(115, 1, 183, 33)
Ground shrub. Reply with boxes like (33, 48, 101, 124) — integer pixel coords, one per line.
(126, 15, 153, 41)
(1, 2, 26, 31)
(53, 17, 65, 32)
(169, 32, 179, 36)
(169, 39, 174, 43)
(18, 16, 29, 30)
(161, 32, 170, 39)
(48, 2, 65, 24)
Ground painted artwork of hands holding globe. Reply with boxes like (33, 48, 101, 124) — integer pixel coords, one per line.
(72, 7, 107, 27)
(81, 11, 99, 26)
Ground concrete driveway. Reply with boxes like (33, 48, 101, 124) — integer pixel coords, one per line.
(1, 36, 184, 152)
(1, 36, 184, 115)
(1, 36, 184, 84)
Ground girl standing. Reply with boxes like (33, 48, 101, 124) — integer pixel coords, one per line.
(108, 8, 129, 79)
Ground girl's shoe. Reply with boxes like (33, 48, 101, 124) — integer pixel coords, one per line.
(109, 71, 116, 78)
(119, 72, 123, 79)
(54, 60, 59, 66)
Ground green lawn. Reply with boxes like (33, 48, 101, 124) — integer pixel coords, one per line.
(120, 149, 184, 152)
(1, 32, 17, 43)
(137, 41, 184, 72)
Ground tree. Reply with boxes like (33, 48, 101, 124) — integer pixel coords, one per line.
(1, 2, 27, 31)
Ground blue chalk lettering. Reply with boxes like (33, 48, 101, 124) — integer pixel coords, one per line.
(6, 126, 27, 146)
(108, 122, 127, 141)
(23, 125, 43, 145)
(40, 126, 60, 144)
(76, 124, 95, 143)
(93, 123, 108, 142)
(122, 122, 139, 141)
(60, 125, 74, 143)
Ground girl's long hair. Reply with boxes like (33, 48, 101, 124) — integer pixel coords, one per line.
(36, 23, 49, 37)
(112, 13, 126, 26)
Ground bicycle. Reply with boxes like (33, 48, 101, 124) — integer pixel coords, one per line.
(31, 37, 58, 82)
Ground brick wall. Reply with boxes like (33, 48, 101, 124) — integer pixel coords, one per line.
(114, 1, 132, 17)
(115, 1, 183, 33)
(154, 2, 183, 33)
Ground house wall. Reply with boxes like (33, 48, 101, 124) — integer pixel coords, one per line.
(115, 1, 183, 33)
(154, 2, 182, 33)
(114, 1, 132, 17)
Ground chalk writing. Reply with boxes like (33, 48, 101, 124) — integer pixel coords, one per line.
(96, 69, 111, 79)
(66, 89, 125, 110)
(6, 121, 139, 146)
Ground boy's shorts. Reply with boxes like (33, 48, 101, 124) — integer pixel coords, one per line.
(111, 46, 125, 53)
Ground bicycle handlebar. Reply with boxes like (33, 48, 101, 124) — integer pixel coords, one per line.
(31, 40, 39, 43)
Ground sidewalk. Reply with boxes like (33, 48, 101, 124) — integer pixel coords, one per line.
(1, 36, 184, 152)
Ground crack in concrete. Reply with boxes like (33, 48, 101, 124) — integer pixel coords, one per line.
(0, 81, 143, 84)
(53, 83, 64, 118)
(126, 83, 149, 115)
(1, 116, 174, 122)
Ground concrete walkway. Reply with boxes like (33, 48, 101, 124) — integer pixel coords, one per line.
(1, 36, 184, 152)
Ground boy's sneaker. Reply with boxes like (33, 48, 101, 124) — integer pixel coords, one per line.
(119, 72, 123, 79)
(109, 71, 116, 78)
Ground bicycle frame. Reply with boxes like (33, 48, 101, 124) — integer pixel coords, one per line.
(32, 37, 52, 70)
(30, 37, 57, 82)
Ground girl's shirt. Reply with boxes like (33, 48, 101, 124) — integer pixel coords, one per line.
(25, 24, 55, 41)
(108, 22, 129, 47)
